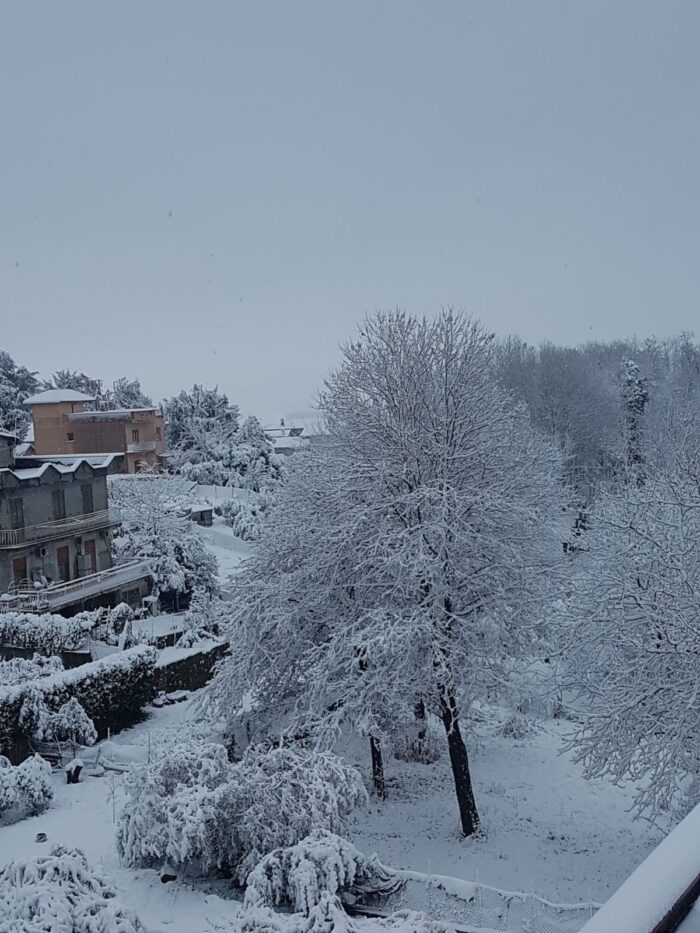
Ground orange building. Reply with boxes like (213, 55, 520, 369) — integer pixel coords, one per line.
(25, 389, 166, 474)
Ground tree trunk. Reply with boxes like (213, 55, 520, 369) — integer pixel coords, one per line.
(439, 687, 480, 836)
(370, 737, 386, 800)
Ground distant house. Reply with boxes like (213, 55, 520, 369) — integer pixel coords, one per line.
(25, 389, 166, 474)
(0, 434, 151, 613)
(264, 423, 310, 456)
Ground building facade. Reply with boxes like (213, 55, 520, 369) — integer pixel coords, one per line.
(0, 436, 151, 613)
(26, 390, 166, 473)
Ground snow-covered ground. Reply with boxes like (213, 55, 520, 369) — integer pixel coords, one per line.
(350, 718, 661, 905)
(0, 694, 663, 932)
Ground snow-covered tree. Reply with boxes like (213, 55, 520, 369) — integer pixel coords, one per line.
(110, 476, 218, 610)
(620, 357, 650, 479)
(108, 376, 152, 409)
(50, 368, 102, 398)
(228, 416, 281, 491)
(0, 349, 40, 439)
(0, 845, 145, 932)
(164, 385, 281, 490)
(208, 311, 567, 837)
(564, 441, 700, 819)
(164, 384, 239, 464)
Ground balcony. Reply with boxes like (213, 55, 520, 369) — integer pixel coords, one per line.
(0, 508, 121, 550)
(1, 559, 152, 612)
(126, 441, 156, 454)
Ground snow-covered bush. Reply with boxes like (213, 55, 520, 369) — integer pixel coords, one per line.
(117, 742, 367, 883)
(0, 845, 144, 932)
(392, 718, 441, 764)
(499, 712, 538, 741)
(0, 610, 101, 655)
(0, 755, 53, 818)
(0, 653, 63, 687)
(13, 755, 54, 815)
(38, 698, 98, 747)
(107, 602, 134, 639)
(244, 831, 388, 914)
(217, 491, 275, 541)
(231, 745, 368, 881)
(0, 645, 157, 752)
(110, 476, 218, 610)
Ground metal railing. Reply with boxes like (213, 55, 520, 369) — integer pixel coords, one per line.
(2, 559, 152, 611)
(0, 508, 121, 549)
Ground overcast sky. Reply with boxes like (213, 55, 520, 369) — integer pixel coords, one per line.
(1, 2, 699, 421)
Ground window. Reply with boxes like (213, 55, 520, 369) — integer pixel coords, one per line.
(9, 497, 24, 530)
(51, 488, 66, 521)
(131, 429, 140, 443)
(66, 432, 75, 442)
(155, 426, 162, 442)
(81, 483, 94, 514)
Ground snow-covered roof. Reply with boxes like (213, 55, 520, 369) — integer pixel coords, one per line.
(70, 407, 158, 421)
(1, 453, 122, 480)
(0, 430, 16, 440)
(24, 388, 95, 405)
(188, 502, 213, 513)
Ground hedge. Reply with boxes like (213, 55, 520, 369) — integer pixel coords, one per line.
(0, 645, 158, 757)
(0, 610, 101, 656)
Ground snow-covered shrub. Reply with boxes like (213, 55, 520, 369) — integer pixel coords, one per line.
(231, 745, 368, 881)
(13, 755, 54, 815)
(107, 602, 134, 639)
(118, 742, 367, 883)
(39, 698, 98, 747)
(0, 645, 157, 753)
(245, 831, 387, 914)
(218, 493, 274, 541)
(0, 610, 101, 655)
(116, 742, 232, 869)
(0, 653, 64, 687)
(0, 755, 53, 818)
(392, 720, 441, 764)
(0, 845, 145, 932)
(499, 712, 538, 741)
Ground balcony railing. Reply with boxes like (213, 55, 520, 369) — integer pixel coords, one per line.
(126, 441, 156, 454)
(1, 559, 152, 612)
(0, 508, 121, 549)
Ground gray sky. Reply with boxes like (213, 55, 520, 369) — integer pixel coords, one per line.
(2, 2, 699, 421)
